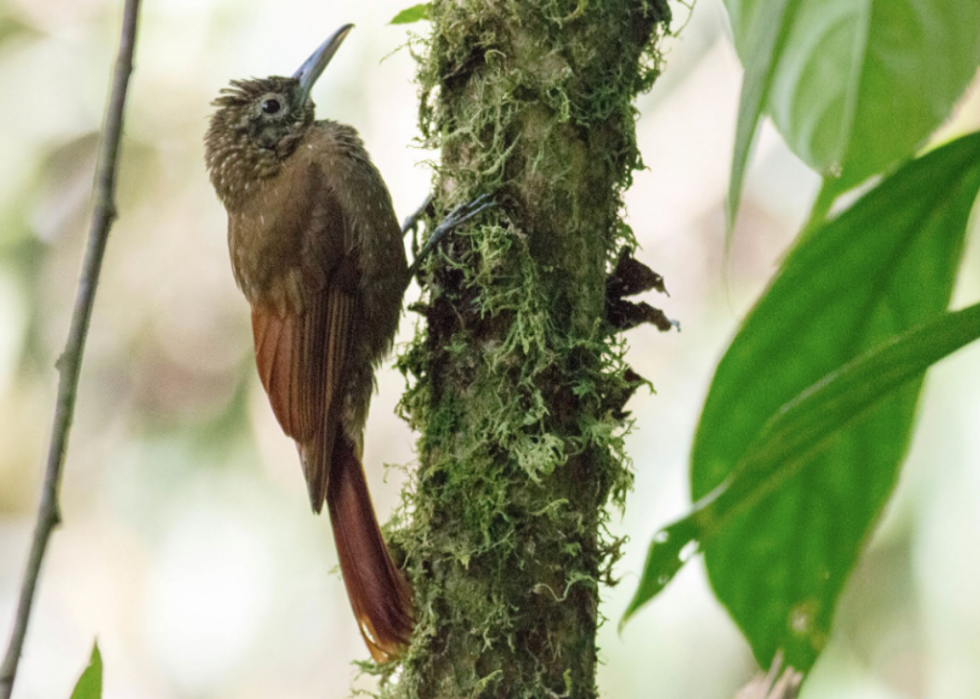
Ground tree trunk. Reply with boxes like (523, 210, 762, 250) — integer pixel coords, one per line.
(389, 2, 670, 697)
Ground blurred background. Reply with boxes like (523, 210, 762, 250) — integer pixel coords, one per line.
(1, 0, 979, 697)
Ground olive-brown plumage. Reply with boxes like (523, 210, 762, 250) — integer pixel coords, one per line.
(204, 26, 412, 662)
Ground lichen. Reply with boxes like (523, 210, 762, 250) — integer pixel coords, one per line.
(374, 2, 670, 697)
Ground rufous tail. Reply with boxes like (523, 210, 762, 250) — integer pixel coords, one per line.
(326, 433, 414, 662)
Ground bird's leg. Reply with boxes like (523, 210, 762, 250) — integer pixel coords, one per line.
(408, 194, 495, 277)
(401, 194, 434, 260)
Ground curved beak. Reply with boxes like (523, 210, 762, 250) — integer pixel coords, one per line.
(293, 24, 354, 104)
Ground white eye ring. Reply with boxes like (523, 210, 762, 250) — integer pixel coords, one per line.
(258, 93, 286, 116)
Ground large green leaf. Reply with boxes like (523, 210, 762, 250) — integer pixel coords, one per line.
(622, 300, 980, 633)
(69, 643, 102, 699)
(724, 0, 980, 198)
(696, 132, 980, 670)
(623, 132, 980, 670)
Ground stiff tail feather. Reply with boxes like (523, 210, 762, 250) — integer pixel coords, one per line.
(327, 434, 414, 662)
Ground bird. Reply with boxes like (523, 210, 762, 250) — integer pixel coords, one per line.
(204, 24, 413, 662)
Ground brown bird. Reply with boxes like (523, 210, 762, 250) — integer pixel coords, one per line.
(204, 25, 413, 662)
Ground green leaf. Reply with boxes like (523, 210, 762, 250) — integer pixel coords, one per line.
(724, 0, 980, 196)
(623, 132, 980, 670)
(622, 300, 980, 629)
(389, 3, 430, 25)
(695, 132, 980, 672)
(725, 0, 802, 232)
(69, 642, 102, 699)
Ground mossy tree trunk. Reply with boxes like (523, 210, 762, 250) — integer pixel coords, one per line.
(389, 2, 670, 697)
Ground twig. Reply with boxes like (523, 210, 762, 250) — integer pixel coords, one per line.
(0, 2, 142, 697)
(734, 652, 803, 699)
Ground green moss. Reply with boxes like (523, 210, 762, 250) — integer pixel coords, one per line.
(377, 1, 669, 697)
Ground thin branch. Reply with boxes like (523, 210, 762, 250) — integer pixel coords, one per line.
(0, 1, 142, 696)
(735, 653, 803, 699)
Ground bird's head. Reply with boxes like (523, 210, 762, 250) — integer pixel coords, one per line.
(205, 24, 352, 206)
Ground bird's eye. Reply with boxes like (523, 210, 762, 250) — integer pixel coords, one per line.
(261, 98, 282, 115)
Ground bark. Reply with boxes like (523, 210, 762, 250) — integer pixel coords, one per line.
(386, 2, 670, 697)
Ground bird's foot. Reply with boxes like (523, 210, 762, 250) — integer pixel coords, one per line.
(401, 194, 434, 259)
(408, 194, 495, 277)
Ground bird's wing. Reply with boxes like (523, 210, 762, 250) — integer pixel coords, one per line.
(249, 168, 357, 512)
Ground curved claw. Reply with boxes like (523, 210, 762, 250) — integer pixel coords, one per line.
(401, 194, 434, 238)
(408, 194, 496, 278)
